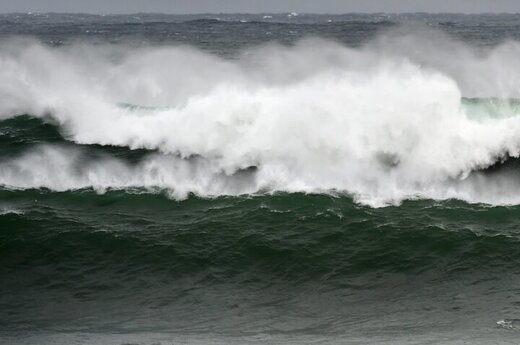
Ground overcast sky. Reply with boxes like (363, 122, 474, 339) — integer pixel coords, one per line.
(1, 0, 520, 14)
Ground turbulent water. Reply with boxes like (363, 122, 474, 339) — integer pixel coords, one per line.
(2, 13, 520, 344)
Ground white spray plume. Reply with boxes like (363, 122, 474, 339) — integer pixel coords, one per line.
(1, 27, 520, 206)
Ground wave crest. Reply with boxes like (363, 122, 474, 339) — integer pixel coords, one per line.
(2, 30, 520, 206)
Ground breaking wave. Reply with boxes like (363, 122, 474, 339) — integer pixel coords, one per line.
(2, 27, 520, 206)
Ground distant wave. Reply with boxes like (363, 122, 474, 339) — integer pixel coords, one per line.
(181, 18, 223, 24)
(2, 28, 520, 206)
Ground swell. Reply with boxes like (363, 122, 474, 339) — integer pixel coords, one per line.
(3, 191, 520, 286)
(2, 190, 520, 338)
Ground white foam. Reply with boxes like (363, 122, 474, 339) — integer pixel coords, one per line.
(0, 205, 24, 215)
(1, 28, 520, 206)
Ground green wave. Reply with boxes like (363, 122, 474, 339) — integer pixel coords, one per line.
(461, 97, 520, 120)
(2, 190, 520, 283)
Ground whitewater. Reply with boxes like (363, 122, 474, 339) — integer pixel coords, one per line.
(6, 14, 520, 345)
(2, 26, 520, 206)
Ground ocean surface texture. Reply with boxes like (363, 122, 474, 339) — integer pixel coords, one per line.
(2, 13, 520, 344)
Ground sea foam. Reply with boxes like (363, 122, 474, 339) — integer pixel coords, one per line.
(2, 27, 520, 206)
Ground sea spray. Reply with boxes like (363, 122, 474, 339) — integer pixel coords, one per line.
(1, 29, 520, 205)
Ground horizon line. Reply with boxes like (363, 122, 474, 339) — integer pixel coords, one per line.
(1, 11, 520, 16)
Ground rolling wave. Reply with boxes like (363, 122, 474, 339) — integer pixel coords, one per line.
(3, 191, 520, 280)
(1, 28, 520, 206)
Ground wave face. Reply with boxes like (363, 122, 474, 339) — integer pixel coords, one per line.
(2, 27, 520, 205)
(2, 191, 520, 344)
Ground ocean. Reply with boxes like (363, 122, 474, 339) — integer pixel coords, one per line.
(1, 12, 520, 344)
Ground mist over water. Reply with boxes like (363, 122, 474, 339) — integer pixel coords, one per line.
(2, 13, 520, 345)
(2, 25, 520, 205)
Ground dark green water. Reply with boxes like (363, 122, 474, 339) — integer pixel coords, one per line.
(2, 13, 520, 345)
(3, 189, 520, 343)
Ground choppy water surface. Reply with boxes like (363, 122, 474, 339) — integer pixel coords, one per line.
(2, 13, 520, 344)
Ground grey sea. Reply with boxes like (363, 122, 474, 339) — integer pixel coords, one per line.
(2, 13, 520, 344)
